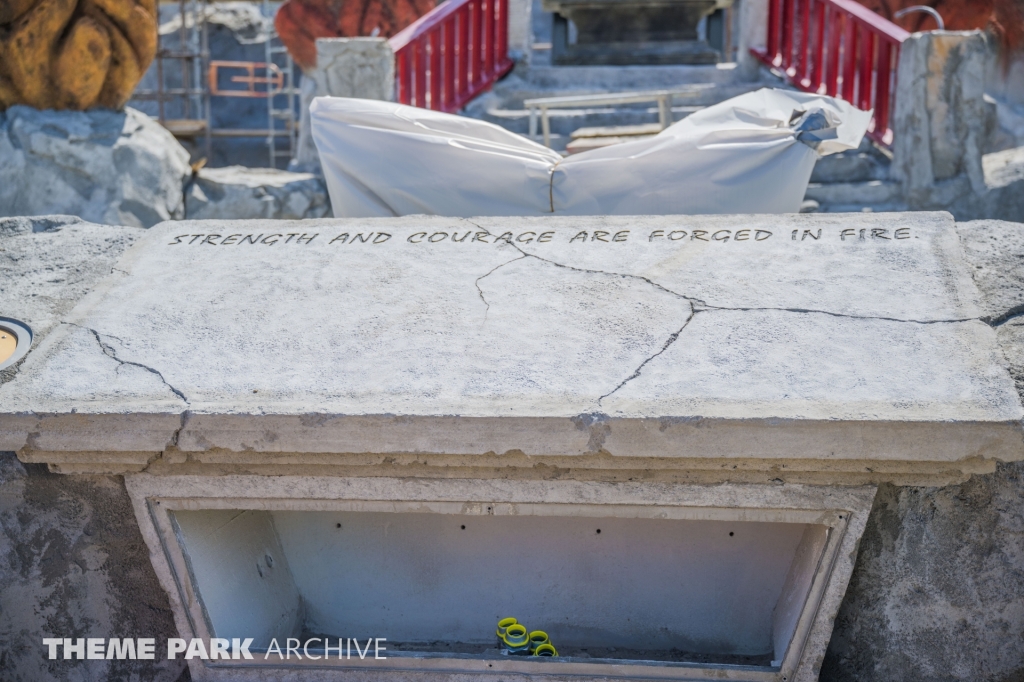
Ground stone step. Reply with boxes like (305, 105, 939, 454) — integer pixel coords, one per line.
(810, 138, 892, 184)
(803, 180, 905, 212)
(477, 104, 704, 139)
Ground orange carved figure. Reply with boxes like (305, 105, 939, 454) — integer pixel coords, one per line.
(0, 0, 158, 110)
(856, 0, 1024, 57)
(275, 0, 436, 72)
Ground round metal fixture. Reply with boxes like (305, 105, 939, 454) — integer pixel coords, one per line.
(0, 317, 32, 371)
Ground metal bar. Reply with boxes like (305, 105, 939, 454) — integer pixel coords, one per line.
(414, 38, 428, 107)
(458, 5, 470, 100)
(496, 0, 508, 67)
(429, 30, 442, 109)
(444, 18, 456, 111)
(523, 87, 712, 109)
(541, 106, 550, 148)
(809, 0, 825, 91)
(780, 0, 794, 71)
(528, 106, 537, 140)
(857, 27, 875, 112)
(766, 0, 780, 63)
(473, 0, 485, 85)
(484, 0, 496, 78)
(840, 14, 857, 102)
(874, 39, 894, 143)
(657, 95, 671, 129)
(796, 0, 811, 84)
(395, 50, 409, 104)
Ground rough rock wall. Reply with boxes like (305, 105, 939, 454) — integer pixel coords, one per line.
(821, 219, 1024, 682)
(0, 456, 186, 682)
(0, 215, 185, 681)
(0, 108, 192, 228)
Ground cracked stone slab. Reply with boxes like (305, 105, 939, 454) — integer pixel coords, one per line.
(0, 212, 1021, 470)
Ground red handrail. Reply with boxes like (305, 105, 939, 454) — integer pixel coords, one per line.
(390, 0, 513, 113)
(753, 0, 910, 146)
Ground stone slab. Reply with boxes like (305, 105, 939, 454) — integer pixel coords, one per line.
(0, 212, 1020, 471)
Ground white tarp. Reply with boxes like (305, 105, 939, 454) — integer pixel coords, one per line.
(310, 88, 872, 218)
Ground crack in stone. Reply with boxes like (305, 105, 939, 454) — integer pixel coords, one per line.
(461, 219, 987, 326)
(474, 254, 528, 318)
(695, 303, 979, 325)
(597, 306, 696, 405)
(983, 304, 1024, 328)
(65, 322, 189, 405)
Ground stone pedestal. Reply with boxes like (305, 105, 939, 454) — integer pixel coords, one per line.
(544, 0, 725, 65)
(291, 37, 395, 173)
(1, 212, 1020, 682)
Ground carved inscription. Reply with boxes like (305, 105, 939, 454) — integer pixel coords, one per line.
(167, 227, 915, 247)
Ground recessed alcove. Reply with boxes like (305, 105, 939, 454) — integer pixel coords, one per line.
(163, 489, 849, 680)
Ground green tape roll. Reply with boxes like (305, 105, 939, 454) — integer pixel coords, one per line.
(528, 630, 549, 652)
(496, 617, 517, 639)
(503, 624, 529, 647)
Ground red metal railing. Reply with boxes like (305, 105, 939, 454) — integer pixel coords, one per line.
(753, 0, 910, 145)
(389, 0, 513, 112)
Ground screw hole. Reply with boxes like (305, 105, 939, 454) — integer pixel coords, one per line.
(729, 532, 735, 537)
(839, 515, 844, 519)
(336, 523, 342, 529)
(596, 529, 601, 534)
(461, 525, 466, 530)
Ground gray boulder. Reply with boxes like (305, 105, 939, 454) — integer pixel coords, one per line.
(0, 107, 192, 228)
(185, 165, 331, 219)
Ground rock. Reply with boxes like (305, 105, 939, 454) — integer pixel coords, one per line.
(821, 466, 1024, 682)
(820, 215, 1024, 682)
(0, 0, 157, 111)
(0, 215, 141, 341)
(955, 219, 1024, 322)
(185, 165, 331, 219)
(291, 37, 395, 173)
(892, 31, 993, 209)
(0, 106, 191, 227)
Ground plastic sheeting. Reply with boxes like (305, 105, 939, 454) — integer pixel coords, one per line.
(310, 88, 872, 218)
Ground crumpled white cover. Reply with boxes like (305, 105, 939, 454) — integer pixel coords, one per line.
(310, 88, 872, 218)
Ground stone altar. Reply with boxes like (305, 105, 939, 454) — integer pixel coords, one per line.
(0, 212, 1020, 682)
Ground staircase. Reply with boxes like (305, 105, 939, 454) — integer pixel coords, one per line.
(454, 0, 900, 213)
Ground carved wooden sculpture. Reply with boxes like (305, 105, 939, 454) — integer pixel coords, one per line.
(275, 0, 436, 72)
(0, 0, 157, 110)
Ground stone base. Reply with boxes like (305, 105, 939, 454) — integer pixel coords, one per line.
(126, 474, 876, 682)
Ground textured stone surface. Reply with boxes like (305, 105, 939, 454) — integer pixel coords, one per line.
(185, 166, 331, 220)
(892, 31, 993, 209)
(820, 216, 1024, 682)
(292, 37, 394, 173)
(0, 216, 182, 682)
(0, 107, 191, 227)
(0, 455, 185, 682)
(0, 212, 1020, 480)
(0, 0, 157, 110)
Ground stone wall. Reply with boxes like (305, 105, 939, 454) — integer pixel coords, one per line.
(821, 219, 1024, 682)
(0, 215, 184, 682)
